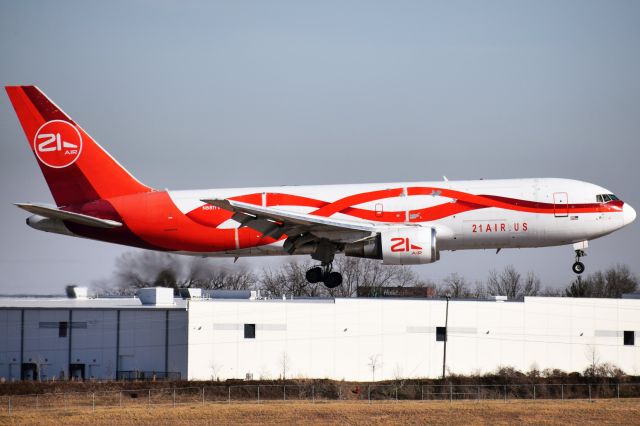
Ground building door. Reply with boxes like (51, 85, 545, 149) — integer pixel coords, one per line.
(553, 192, 569, 217)
(21, 363, 38, 380)
(69, 363, 85, 380)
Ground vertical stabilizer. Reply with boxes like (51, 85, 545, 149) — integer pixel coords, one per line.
(5, 86, 152, 206)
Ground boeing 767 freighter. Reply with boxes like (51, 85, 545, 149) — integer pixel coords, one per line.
(5, 86, 636, 288)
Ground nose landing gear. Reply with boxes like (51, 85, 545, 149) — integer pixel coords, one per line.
(572, 249, 586, 274)
(306, 263, 343, 288)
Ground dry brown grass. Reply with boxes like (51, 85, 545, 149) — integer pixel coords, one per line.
(1, 399, 639, 425)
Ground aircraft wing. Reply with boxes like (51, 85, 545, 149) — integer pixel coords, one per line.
(14, 203, 123, 229)
(201, 198, 377, 247)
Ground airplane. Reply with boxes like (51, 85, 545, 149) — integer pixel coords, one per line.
(5, 86, 636, 288)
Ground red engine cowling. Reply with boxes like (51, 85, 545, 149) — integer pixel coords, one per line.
(344, 227, 439, 265)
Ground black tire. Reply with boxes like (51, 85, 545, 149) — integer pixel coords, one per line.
(572, 261, 585, 274)
(323, 272, 343, 288)
(305, 267, 323, 283)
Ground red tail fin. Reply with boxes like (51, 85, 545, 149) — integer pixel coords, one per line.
(5, 86, 152, 206)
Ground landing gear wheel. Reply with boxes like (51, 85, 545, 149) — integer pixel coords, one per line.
(306, 261, 343, 288)
(323, 271, 343, 288)
(572, 248, 586, 275)
(305, 267, 324, 284)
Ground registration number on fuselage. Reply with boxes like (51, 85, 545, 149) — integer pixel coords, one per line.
(471, 222, 528, 233)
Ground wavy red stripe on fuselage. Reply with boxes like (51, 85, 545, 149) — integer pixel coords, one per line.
(64, 186, 617, 254)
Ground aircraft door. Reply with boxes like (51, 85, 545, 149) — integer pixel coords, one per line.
(553, 192, 569, 217)
(375, 203, 384, 218)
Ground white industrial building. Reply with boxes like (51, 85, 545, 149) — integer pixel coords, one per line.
(0, 288, 638, 382)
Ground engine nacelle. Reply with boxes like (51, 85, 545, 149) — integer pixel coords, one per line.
(344, 227, 439, 265)
(381, 227, 439, 265)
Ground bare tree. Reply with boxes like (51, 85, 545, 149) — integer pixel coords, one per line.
(469, 280, 487, 299)
(486, 265, 542, 300)
(187, 258, 256, 290)
(93, 250, 257, 294)
(441, 273, 469, 298)
(261, 261, 322, 297)
(392, 363, 405, 382)
(330, 256, 364, 297)
(332, 256, 426, 297)
(279, 352, 291, 380)
(565, 264, 637, 298)
(486, 265, 520, 299)
(209, 362, 222, 381)
(602, 264, 637, 297)
(539, 287, 563, 297)
(565, 276, 591, 297)
(522, 271, 541, 296)
(583, 345, 624, 377)
(260, 256, 427, 298)
(34, 356, 48, 382)
(368, 354, 382, 382)
(584, 345, 600, 377)
(341, 256, 427, 295)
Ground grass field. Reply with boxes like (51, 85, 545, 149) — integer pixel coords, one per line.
(1, 400, 639, 425)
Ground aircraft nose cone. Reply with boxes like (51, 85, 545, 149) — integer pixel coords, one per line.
(623, 203, 636, 226)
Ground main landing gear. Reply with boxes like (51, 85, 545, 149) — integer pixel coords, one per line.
(306, 263, 343, 288)
(304, 238, 343, 288)
(572, 249, 586, 274)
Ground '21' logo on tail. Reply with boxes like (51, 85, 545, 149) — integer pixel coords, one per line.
(390, 237, 423, 254)
(33, 120, 83, 168)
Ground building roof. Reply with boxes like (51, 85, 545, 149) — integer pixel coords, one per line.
(0, 296, 189, 310)
(1, 293, 636, 310)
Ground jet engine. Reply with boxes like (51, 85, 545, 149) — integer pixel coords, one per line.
(345, 227, 439, 265)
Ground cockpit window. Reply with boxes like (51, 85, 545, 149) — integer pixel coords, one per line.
(597, 194, 619, 203)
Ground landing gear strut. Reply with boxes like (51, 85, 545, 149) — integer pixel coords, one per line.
(572, 249, 586, 274)
(306, 263, 343, 288)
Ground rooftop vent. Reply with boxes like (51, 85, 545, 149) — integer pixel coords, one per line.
(137, 287, 174, 305)
(65, 285, 88, 299)
(179, 288, 202, 299)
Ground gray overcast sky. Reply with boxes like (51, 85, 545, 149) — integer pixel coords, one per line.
(1, 0, 638, 294)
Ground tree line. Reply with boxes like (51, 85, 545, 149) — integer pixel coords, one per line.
(92, 251, 638, 300)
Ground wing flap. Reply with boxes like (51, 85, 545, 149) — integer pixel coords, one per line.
(15, 203, 122, 229)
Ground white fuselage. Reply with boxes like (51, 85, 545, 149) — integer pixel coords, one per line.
(165, 177, 635, 257)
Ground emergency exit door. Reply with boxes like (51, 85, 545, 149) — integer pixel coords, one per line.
(553, 192, 569, 217)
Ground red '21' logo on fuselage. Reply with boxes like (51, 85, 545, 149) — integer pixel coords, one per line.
(33, 120, 83, 168)
(390, 237, 423, 253)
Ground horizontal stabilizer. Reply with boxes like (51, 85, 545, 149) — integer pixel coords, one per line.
(14, 203, 122, 229)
